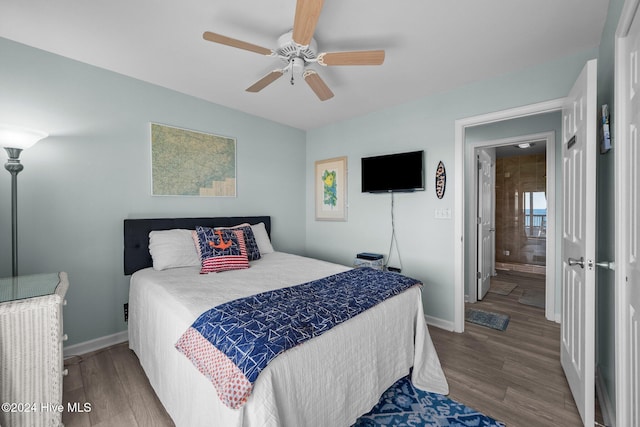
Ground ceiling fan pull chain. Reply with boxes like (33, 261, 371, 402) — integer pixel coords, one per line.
(289, 58, 295, 85)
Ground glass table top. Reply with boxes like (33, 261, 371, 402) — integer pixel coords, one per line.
(0, 273, 61, 303)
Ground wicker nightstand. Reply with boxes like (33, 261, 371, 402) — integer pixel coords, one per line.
(0, 272, 69, 427)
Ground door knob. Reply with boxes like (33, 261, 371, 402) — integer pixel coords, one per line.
(568, 256, 585, 268)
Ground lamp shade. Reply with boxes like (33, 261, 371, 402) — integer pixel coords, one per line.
(0, 124, 48, 150)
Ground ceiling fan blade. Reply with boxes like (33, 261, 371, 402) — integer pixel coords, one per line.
(303, 70, 334, 101)
(246, 70, 285, 93)
(203, 31, 272, 56)
(317, 50, 385, 66)
(292, 0, 324, 46)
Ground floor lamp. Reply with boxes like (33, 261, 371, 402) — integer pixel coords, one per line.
(0, 124, 48, 277)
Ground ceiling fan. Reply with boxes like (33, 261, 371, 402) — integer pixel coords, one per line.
(202, 0, 385, 101)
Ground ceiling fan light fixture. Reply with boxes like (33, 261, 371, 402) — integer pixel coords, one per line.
(277, 30, 318, 62)
(203, 0, 384, 100)
(291, 57, 306, 76)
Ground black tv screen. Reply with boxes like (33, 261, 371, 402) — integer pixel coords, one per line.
(361, 150, 425, 193)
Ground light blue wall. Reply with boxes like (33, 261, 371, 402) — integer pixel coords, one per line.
(0, 38, 306, 345)
(306, 48, 597, 324)
(595, 0, 625, 416)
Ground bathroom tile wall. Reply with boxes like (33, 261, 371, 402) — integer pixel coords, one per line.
(495, 153, 547, 267)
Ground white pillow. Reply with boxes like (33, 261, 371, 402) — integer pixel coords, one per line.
(251, 222, 274, 254)
(149, 229, 200, 271)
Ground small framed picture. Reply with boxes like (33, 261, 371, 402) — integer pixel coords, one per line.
(315, 156, 348, 221)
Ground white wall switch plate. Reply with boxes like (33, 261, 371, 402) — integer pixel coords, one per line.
(435, 208, 452, 219)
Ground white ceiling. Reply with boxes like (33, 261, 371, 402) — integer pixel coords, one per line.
(0, 0, 609, 130)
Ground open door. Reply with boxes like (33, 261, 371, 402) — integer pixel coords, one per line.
(560, 59, 596, 426)
(477, 149, 493, 300)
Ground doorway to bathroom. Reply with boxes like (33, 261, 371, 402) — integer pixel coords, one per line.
(488, 141, 548, 310)
(467, 128, 558, 322)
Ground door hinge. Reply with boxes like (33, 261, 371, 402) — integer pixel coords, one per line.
(477, 271, 482, 279)
(477, 216, 482, 224)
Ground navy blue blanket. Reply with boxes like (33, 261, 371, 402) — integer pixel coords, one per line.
(176, 267, 421, 408)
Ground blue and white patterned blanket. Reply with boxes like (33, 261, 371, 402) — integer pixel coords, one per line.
(175, 267, 421, 408)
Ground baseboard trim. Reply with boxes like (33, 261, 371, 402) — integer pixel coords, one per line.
(425, 315, 455, 332)
(596, 366, 616, 427)
(63, 330, 129, 359)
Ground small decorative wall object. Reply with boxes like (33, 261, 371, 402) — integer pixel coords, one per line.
(600, 104, 611, 154)
(435, 161, 446, 199)
(315, 156, 347, 221)
(151, 123, 236, 197)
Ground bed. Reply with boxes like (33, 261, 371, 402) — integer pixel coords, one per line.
(125, 216, 448, 427)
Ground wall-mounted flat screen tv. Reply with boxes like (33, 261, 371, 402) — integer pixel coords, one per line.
(361, 150, 425, 193)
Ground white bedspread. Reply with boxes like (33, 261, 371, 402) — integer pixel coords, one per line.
(128, 252, 448, 427)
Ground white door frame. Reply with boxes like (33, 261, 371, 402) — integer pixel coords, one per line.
(614, 1, 638, 424)
(453, 98, 564, 332)
(466, 132, 557, 320)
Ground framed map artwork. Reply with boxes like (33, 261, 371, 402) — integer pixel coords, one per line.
(315, 156, 347, 221)
(151, 123, 236, 197)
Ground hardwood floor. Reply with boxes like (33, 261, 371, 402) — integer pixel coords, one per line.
(62, 270, 600, 426)
(429, 270, 597, 426)
(63, 343, 174, 427)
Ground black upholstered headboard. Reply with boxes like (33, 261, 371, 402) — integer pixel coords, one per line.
(123, 216, 271, 275)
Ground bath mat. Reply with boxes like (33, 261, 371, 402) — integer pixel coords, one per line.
(519, 289, 545, 309)
(465, 308, 510, 331)
(488, 280, 517, 295)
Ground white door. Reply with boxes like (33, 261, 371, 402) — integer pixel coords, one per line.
(560, 59, 597, 426)
(477, 149, 493, 300)
(616, 3, 640, 424)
